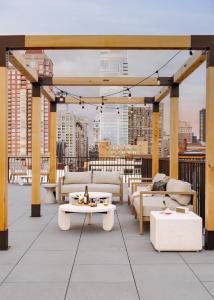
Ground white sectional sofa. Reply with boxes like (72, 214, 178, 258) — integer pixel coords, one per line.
(58, 171, 123, 204)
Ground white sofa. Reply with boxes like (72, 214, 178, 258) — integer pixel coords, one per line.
(130, 174, 197, 234)
(58, 171, 123, 204)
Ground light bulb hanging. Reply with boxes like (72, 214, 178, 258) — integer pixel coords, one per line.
(127, 89, 132, 100)
(156, 70, 161, 85)
(101, 96, 104, 106)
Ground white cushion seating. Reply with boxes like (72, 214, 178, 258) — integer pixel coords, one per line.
(152, 173, 167, 183)
(64, 171, 91, 184)
(133, 195, 193, 217)
(167, 178, 192, 206)
(93, 171, 121, 185)
(61, 183, 120, 194)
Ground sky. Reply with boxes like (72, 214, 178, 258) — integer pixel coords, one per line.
(1, 0, 214, 138)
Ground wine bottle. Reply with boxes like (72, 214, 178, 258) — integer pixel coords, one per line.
(84, 185, 89, 204)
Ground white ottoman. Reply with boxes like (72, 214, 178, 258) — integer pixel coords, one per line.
(150, 211, 202, 251)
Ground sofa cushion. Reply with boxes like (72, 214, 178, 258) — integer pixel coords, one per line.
(132, 184, 153, 199)
(152, 173, 167, 183)
(152, 181, 167, 191)
(93, 171, 121, 185)
(133, 195, 193, 217)
(166, 179, 192, 206)
(61, 183, 120, 194)
(64, 171, 91, 184)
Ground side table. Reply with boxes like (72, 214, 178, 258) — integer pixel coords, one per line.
(150, 211, 202, 251)
(42, 183, 57, 204)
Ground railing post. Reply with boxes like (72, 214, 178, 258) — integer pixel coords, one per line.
(152, 102, 159, 176)
(0, 48, 8, 250)
(170, 83, 179, 179)
(49, 102, 57, 183)
(31, 83, 41, 217)
(205, 49, 214, 249)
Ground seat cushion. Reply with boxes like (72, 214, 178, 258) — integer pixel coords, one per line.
(93, 171, 121, 185)
(64, 171, 91, 184)
(61, 183, 120, 194)
(133, 195, 193, 217)
(167, 179, 192, 206)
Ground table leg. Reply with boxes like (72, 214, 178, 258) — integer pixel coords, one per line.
(88, 213, 92, 225)
(58, 208, 71, 230)
(103, 210, 114, 231)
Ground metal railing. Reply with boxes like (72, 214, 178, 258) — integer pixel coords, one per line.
(8, 155, 205, 220)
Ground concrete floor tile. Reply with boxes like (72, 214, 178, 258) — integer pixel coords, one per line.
(0, 282, 67, 300)
(71, 265, 133, 283)
(189, 264, 214, 282)
(66, 282, 138, 300)
(133, 264, 213, 300)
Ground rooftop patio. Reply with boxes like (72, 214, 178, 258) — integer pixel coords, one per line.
(0, 184, 213, 300)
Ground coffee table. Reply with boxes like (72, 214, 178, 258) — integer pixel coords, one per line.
(58, 203, 116, 231)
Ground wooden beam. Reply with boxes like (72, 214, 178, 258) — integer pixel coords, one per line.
(9, 51, 38, 83)
(155, 87, 170, 102)
(49, 103, 56, 184)
(64, 96, 145, 104)
(154, 51, 206, 103)
(24, 35, 191, 50)
(205, 65, 214, 248)
(42, 87, 55, 102)
(169, 87, 179, 179)
(31, 85, 41, 217)
(152, 105, 159, 176)
(174, 51, 206, 83)
(53, 77, 159, 86)
(0, 64, 8, 250)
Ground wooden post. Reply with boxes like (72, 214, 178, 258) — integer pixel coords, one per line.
(0, 49, 8, 250)
(49, 103, 56, 183)
(170, 84, 179, 179)
(31, 84, 41, 217)
(205, 50, 214, 249)
(152, 102, 159, 176)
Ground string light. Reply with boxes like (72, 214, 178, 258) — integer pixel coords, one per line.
(117, 107, 120, 114)
(55, 50, 182, 106)
(127, 88, 132, 100)
(189, 48, 193, 56)
(81, 100, 85, 109)
(131, 105, 134, 114)
(155, 70, 161, 85)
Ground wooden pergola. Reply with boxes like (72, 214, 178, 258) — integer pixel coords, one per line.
(0, 35, 213, 250)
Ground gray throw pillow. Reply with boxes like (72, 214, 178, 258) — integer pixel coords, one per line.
(152, 180, 167, 191)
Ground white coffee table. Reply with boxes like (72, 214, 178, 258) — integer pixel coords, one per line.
(69, 192, 112, 204)
(58, 203, 116, 231)
(42, 183, 57, 204)
(150, 211, 202, 251)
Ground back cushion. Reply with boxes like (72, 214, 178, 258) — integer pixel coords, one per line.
(93, 171, 121, 185)
(166, 178, 192, 206)
(64, 172, 91, 184)
(152, 173, 167, 183)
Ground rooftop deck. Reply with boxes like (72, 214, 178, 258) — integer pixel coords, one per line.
(0, 184, 214, 300)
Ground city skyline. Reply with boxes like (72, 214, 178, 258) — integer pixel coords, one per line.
(0, 0, 213, 137)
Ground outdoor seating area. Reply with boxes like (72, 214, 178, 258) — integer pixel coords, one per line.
(0, 184, 213, 300)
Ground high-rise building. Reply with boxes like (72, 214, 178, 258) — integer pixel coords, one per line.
(178, 121, 193, 150)
(128, 104, 164, 155)
(56, 112, 88, 158)
(199, 108, 206, 143)
(99, 50, 129, 145)
(56, 111, 76, 157)
(76, 117, 88, 158)
(8, 50, 53, 156)
(93, 120, 100, 146)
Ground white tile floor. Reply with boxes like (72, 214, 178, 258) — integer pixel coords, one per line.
(0, 184, 213, 300)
